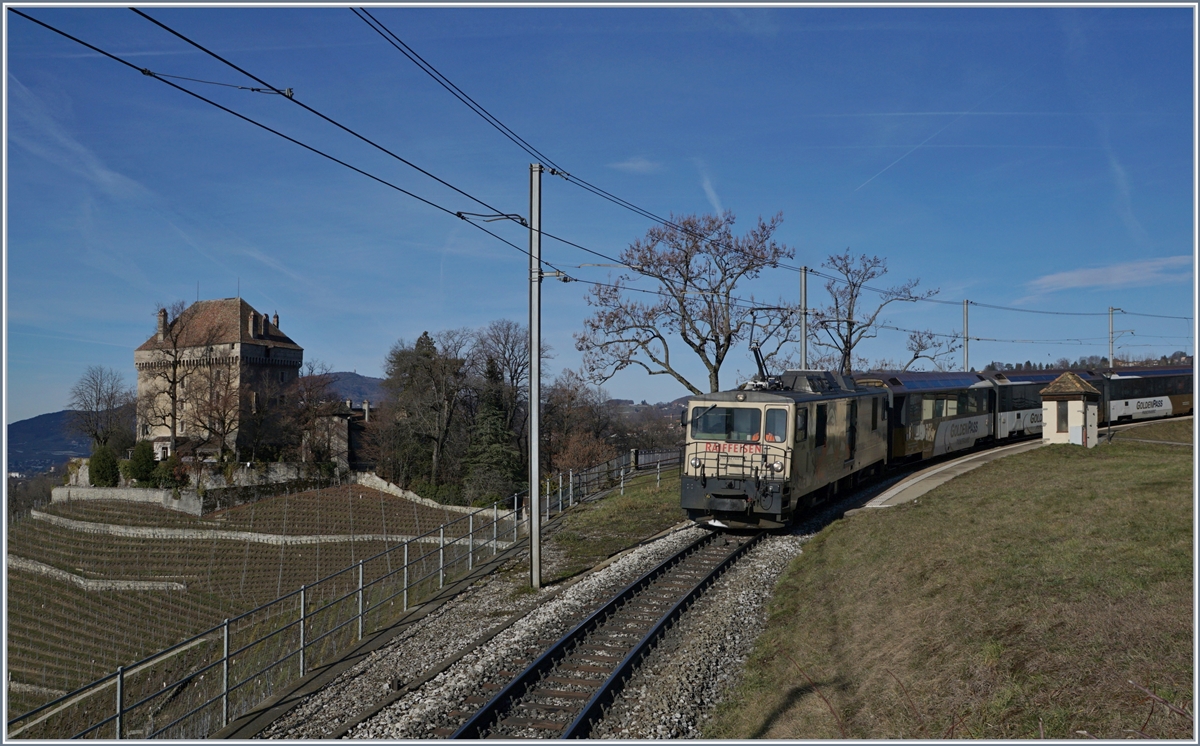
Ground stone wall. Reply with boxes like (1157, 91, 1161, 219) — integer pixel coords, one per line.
(51, 485, 203, 516)
(7, 555, 187, 591)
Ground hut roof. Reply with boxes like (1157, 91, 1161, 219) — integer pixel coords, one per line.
(1039, 371, 1101, 397)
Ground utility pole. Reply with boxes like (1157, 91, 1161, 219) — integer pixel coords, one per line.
(799, 266, 808, 369)
(528, 164, 543, 589)
(963, 299, 969, 372)
(1109, 306, 1120, 370)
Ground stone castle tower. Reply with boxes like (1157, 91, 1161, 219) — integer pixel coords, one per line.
(135, 298, 303, 459)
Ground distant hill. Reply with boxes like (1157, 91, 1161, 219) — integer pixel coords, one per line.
(6, 410, 90, 474)
(328, 372, 387, 406)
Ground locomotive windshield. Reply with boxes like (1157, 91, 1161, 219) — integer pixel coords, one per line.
(690, 406, 761, 442)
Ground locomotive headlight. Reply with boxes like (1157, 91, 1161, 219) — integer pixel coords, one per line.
(690, 456, 703, 468)
(771, 460, 785, 473)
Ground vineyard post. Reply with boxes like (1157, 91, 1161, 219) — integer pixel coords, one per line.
(222, 618, 229, 727)
(403, 542, 409, 611)
(299, 585, 306, 677)
(439, 527, 445, 589)
(468, 512, 474, 572)
(115, 665, 123, 739)
(357, 561, 364, 641)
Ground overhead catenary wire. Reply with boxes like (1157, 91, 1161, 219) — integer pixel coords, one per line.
(129, 8, 530, 234)
(354, 11, 1192, 326)
(10, 8, 556, 274)
(25, 9, 1188, 356)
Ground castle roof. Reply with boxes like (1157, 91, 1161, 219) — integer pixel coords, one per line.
(1039, 371, 1101, 398)
(135, 298, 302, 352)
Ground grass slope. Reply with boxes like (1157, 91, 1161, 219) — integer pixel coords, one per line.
(708, 430, 1193, 739)
(542, 469, 684, 584)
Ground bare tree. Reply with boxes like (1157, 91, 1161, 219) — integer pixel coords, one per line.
(472, 319, 551, 455)
(383, 330, 473, 486)
(182, 357, 241, 460)
(281, 360, 341, 463)
(138, 301, 220, 455)
(897, 329, 961, 371)
(575, 211, 795, 394)
(809, 251, 937, 374)
(68, 366, 135, 450)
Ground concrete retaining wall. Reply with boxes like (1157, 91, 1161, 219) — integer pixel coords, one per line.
(351, 472, 514, 518)
(28, 510, 510, 549)
(7, 554, 187, 591)
(51, 486, 203, 516)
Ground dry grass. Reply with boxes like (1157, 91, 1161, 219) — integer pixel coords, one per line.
(541, 468, 684, 584)
(707, 437, 1193, 739)
(1110, 418, 1193, 445)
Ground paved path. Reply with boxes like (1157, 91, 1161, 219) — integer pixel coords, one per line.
(863, 440, 1046, 509)
(861, 415, 1193, 510)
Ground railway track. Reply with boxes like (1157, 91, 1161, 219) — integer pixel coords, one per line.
(448, 529, 763, 739)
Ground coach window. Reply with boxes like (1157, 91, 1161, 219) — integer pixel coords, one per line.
(922, 396, 936, 420)
(796, 407, 808, 442)
(1057, 401, 1068, 433)
(944, 396, 958, 417)
(765, 409, 788, 443)
(933, 398, 945, 418)
(815, 404, 828, 447)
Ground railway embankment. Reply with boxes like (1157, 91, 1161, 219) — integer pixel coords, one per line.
(707, 419, 1193, 739)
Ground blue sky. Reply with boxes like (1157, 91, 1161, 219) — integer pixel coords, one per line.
(4, 5, 1195, 424)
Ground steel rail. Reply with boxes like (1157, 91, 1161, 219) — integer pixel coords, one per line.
(562, 530, 765, 738)
(451, 532, 739, 743)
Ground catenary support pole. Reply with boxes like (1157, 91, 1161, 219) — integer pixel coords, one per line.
(529, 163, 543, 589)
(963, 299, 969, 371)
(800, 266, 808, 369)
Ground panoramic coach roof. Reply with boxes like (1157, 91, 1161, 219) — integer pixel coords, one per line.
(853, 371, 992, 393)
(690, 370, 872, 404)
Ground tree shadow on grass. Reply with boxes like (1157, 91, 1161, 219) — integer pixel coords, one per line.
(749, 677, 847, 739)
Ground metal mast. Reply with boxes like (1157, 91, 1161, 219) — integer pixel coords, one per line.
(528, 164, 543, 589)
(799, 266, 808, 369)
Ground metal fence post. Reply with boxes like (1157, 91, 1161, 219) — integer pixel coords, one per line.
(115, 665, 123, 739)
(657, 460, 661, 490)
(492, 503, 498, 556)
(468, 512, 474, 572)
(558, 473, 563, 513)
(439, 527, 445, 589)
(357, 561, 364, 641)
(621, 467, 625, 495)
(544, 478, 550, 520)
(222, 618, 230, 728)
(403, 542, 409, 611)
(569, 469, 574, 507)
(299, 585, 306, 677)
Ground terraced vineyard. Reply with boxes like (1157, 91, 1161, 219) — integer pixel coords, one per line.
(6, 485, 489, 720)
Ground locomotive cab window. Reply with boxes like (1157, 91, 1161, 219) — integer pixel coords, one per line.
(691, 406, 761, 442)
(765, 409, 788, 443)
(796, 407, 808, 442)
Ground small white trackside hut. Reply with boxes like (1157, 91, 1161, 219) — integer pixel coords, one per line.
(1039, 371, 1100, 448)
